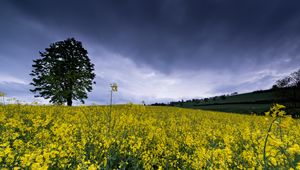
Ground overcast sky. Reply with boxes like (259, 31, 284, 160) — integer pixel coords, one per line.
(1, 0, 300, 105)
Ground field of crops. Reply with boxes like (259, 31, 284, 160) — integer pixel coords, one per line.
(0, 104, 300, 169)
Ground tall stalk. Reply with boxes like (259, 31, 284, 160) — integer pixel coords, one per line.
(263, 117, 277, 169)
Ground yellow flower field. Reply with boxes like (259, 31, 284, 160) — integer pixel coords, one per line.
(0, 104, 300, 169)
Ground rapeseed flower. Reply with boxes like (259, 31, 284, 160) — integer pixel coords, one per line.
(0, 104, 299, 169)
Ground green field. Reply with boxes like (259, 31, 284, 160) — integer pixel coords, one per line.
(171, 88, 300, 115)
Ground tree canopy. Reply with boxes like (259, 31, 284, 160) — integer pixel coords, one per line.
(30, 38, 96, 106)
(275, 69, 300, 88)
(274, 68, 300, 108)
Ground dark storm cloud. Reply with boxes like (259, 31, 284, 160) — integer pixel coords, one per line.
(1, 0, 300, 103)
(5, 0, 300, 73)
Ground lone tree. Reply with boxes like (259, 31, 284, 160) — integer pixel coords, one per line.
(30, 38, 96, 106)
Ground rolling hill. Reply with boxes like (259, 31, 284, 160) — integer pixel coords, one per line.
(168, 88, 300, 116)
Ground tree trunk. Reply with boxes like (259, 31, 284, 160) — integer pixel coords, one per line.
(67, 97, 72, 106)
(67, 82, 73, 106)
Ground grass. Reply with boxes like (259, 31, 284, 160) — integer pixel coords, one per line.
(172, 88, 300, 115)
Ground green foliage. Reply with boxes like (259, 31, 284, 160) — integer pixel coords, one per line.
(30, 38, 96, 106)
(276, 69, 300, 88)
(274, 69, 300, 108)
